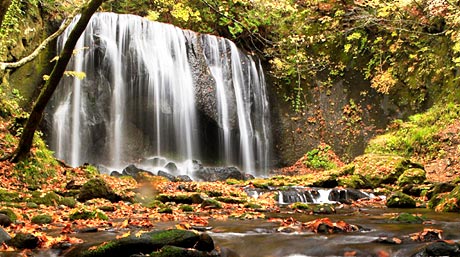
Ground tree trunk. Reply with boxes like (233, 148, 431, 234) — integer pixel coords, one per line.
(0, 0, 12, 29)
(11, 0, 105, 162)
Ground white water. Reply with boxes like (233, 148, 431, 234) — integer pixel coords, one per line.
(48, 12, 271, 175)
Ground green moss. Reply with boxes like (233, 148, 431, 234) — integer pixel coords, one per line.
(244, 203, 262, 209)
(31, 214, 52, 224)
(30, 191, 62, 206)
(200, 199, 222, 209)
(386, 192, 416, 208)
(158, 207, 173, 214)
(179, 205, 193, 212)
(338, 174, 373, 189)
(60, 197, 77, 208)
(290, 202, 312, 211)
(0, 189, 20, 202)
(215, 196, 246, 204)
(0, 208, 17, 222)
(398, 168, 426, 186)
(433, 186, 460, 212)
(69, 208, 108, 221)
(83, 241, 117, 256)
(391, 213, 425, 223)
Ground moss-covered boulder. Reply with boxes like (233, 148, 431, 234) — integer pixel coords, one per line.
(431, 185, 460, 212)
(338, 174, 373, 189)
(156, 193, 204, 204)
(352, 154, 423, 188)
(7, 233, 39, 249)
(31, 214, 52, 225)
(0, 214, 12, 227)
(386, 192, 416, 208)
(0, 209, 17, 223)
(69, 208, 108, 221)
(67, 229, 214, 257)
(397, 168, 426, 186)
(426, 182, 456, 200)
(0, 189, 20, 202)
(150, 245, 213, 257)
(200, 199, 222, 209)
(390, 213, 425, 224)
(78, 178, 121, 203)
(30, 191, 62, 206)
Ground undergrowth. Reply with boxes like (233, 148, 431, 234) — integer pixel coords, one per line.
(366, 103, 460, 159)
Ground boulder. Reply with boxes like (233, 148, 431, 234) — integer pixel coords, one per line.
(65, 229, 215, 257)
(158, 170, 176, 181)
(194, 167, 244, 182)
(77, 178, 121, 203)
(122, 164, 148, 178)
(0, 214, 12, 227)
(412, 241, 460, 257)
(164, 162, 179, 174)
(386, 192, 416, 208)
(328, 188, 369, 204)
(150, 245, 215, 257)
(7, 233, 39, 249)
(175, 175, 193, 182)
(430, 185, 460, 212)
(0, 227, 11, 243)
(398, 168, 426, 186)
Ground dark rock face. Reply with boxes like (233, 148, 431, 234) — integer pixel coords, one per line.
(158, 170, 176, 181)
(412, 241, 460, 257)
(122, 164, 148, 178)
(0, 227, 11, 243)
(194, 167, 244, 182)
(328, 188, 369, 204)
(0, 214, 12, 227)
(77, 178, 121, 203)
(8, 233, 39, 249)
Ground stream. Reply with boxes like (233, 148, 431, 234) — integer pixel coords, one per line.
(206, 208, 460, 256)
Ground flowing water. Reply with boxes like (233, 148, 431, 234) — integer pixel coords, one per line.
(47, 12, 271, 176)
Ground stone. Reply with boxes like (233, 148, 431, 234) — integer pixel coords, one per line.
(8, 233, 39, 249)
(31, 214, 52, 225)
(174, 175, 193, 182)
(328, 188, 369, 204)
(398, 168, 426, 186)
(0, 227, 11, 243)
(194, 167, 244, 182)
(122, 164, 147, 178)
(158, 170, 176, 181)
(386, 192, 416, 208)
(0, 214, 12, 227)
(164, 162, 179, 174)
(77, 178, 121, 203)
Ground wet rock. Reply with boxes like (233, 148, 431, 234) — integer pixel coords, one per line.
(412, 241, 460, 257)
(311, 203, 336, 214)
(390, 213, 425, 224)
(150, 245, 215, 257)
(77, 178, 122, 203)
(141, 157, 167, 167)
(426, 182, 456, 200)
(110, 171, 122, 177)
(328, 188, 369, 204)
(0, 214, 12, 227)
(194, 167, 244, 182)
(122, 164, 148, 178)
(338, 174, 373, 189)
(386, 191, 416, 208)
(175, 175, 193, 182)
(8, 233, 39, 249)
(158, 170, 176, 181)
(65, 179, 82, 190)
(0, 227, 11, 243)
(164, 162, 179, 173)
(277, 188, 314, 204)
(0, 209, 17, 223)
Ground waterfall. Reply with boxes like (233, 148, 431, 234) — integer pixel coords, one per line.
(47, 12, 271, 175)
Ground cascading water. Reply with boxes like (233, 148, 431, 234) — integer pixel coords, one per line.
(46, 12, 271, 175)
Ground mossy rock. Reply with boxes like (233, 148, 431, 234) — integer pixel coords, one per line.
(311, 203, 336, 214)
(426, 183, 456, 200)
(398, 168, 426, 186)
(78, 178, 121, 203)
(31, 214, 52, 225)
(179, 205, 194, 212)
(352, 154, 423, 188)
(290, 202, 312, 211)
(0, 190, 20, 202)
(200, 199, 222, 209)
(0, 208, 17, 222)
(156, 193, 204, 204)
(69, 208, 108, 221)
(60, 197, 77, 208)
(215, 196, 246, 204)
(338, 174, 373, 189)
(72, 229, 206, 257)
(386, 192, 416, 208)
(432, 185, 460, 212)
(150, 245, 211, 257)
(158, 207, 173, 214)
(30, 191, 62, 206)
(244, 203, 262, 209)
(391, 213, 425, 224)
(26, 202, 38, 209)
